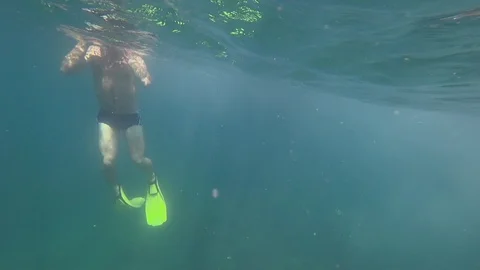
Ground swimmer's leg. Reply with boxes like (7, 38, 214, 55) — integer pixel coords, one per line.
(99, 122, 144, 208)
(99, 122, 118, 193)
(125, 125, 154, 181)
(126, 125, 167, 226)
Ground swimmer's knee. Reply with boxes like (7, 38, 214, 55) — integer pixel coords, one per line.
(144, 157, 152, 167)
(103, 155, 115, 167)
(131, 155, 151, 167)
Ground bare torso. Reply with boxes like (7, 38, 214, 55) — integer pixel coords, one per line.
(91, 49, 138, 114)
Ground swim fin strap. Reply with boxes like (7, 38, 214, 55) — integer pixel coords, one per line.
(117, 185, 145, 208)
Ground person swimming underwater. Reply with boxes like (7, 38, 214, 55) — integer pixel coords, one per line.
(60, 39, 167, 226)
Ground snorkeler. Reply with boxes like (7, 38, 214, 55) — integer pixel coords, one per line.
(60, 40, 167, 226)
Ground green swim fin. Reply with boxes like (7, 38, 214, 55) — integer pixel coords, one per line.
(117, 185, 145, 208)
(145, 176, 167, 226)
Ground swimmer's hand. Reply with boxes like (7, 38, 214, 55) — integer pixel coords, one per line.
(126, 52, 152, 87)
(141, 76, 151, 87)
(84, 45, 102, 62)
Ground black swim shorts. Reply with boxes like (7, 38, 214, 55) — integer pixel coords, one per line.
(97, 110, 141, 130)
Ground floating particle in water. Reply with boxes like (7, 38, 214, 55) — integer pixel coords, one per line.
(212, 188, 219, 198)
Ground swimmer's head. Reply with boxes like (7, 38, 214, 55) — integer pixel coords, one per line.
(103, 44, 126, 60)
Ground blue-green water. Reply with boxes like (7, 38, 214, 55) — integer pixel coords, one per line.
(2, 0, 480, 269)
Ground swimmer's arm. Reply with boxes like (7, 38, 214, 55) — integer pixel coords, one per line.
(128, 55, 152, 87)
(60, 41, 87, 74)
